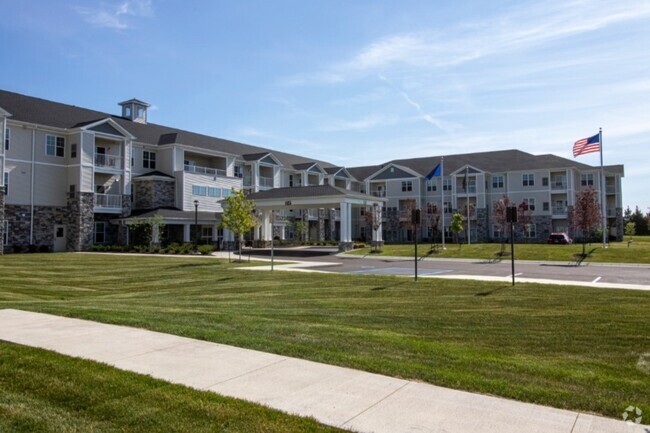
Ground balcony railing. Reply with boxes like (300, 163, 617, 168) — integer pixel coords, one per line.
(552, 207, 567, 216)
(551, 182, 566, 190)
(606, 185, 616, 194)
(184, 164, 227, 177)
(372, 191, 386, 197)
(259, 176, 274, 188)
(95, 154, 122, 169)
(607, 208, 617, 217)
(243, 175, 253, 187)
(95, 193, 122, 209)
(307, 209, 319, 219)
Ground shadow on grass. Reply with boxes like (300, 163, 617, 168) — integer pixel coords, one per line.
(475, 286, 508, 297)
(370, 281, 410, 291)
(169, 263, 216, 269)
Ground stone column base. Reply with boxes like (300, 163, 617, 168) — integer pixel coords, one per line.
(253, 240, 272, 248)
(338, 241, 354, 252)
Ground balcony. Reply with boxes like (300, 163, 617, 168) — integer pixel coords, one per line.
(94, 193, 122, 213)
(606, 185, 616, 194)
(94, 154, 122, 170)
(551, 182, 566, 190)
(607, 208, 617, 217)
(552, 207, 567, 216)
(371, 191, 386, 197)
(307, 209, 319, 220)
(259, 176, 274, 189)
(184, 164, 227, 178)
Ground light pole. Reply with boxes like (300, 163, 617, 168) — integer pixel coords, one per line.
(194, 200, 199, 247)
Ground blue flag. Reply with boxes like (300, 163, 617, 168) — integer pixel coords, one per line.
(424, 163, 442, 180)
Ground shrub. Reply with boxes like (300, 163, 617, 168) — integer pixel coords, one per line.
(197, 244, 214, 255)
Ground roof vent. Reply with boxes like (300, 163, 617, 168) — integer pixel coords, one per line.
(118, 98, 150, 124)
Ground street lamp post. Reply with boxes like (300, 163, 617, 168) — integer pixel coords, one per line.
(194, 200, 199, 247)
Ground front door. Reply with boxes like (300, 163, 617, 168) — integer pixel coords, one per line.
(53, 225, 66, 252)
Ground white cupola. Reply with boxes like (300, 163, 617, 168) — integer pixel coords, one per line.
(118, 98, 150, 124)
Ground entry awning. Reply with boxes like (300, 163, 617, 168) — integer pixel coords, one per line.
(246, 185, 386, 209)
(113, 207, 220, 225)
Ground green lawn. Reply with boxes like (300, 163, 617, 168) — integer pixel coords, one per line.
(348, 236, 650, 263)
(0, 342, 346, 433)
(0, 254, 648, 421)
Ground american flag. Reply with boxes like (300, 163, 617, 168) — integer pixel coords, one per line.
(573, 133, 600, 157)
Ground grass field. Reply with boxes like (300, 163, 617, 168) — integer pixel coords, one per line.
(0, 342, 346, 433)
(348, 236, 650, 263)
(0, 253, 648, 421)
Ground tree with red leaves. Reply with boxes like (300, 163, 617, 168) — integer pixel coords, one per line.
(517, 201, 533, 242)
(493, 195, 510, 243)
(571, 187, 602, 254)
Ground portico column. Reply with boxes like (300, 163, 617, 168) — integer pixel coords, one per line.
(341, 202, 352, 242)
(183, 224, 191, 243)
(262, 210, 272, 241)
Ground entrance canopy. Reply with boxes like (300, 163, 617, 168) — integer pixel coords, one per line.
(247, 185, 386, 248)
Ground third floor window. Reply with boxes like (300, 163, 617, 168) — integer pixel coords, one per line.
(143, 150, 156, 169)
(522, 173, 534, 186)
(581, 173, 594, 186)
(492, 175, 504, 188)
(401, 181, 412, 192)
(46, 135, 65, 157)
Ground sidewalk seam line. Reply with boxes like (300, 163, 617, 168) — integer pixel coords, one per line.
(569, 412, 580, 433)
(206, 358, 288, 388)
(339, 381, 411, 428)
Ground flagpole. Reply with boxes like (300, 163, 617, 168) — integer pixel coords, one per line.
(599, 127, 606, 248)
(441, 157, 446, 250)
(466, 166, 470, 245)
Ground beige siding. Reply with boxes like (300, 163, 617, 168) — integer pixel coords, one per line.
(6, 124, 33, 161)
(34, 164, 67, 206)
(81, 166, 93, 192)
(182, 172, 242, 212)
(4, 161, 31, 205)
(81, 132, 94, 166)
(131, 143, 145, 176)
(157, 147, 174, 173)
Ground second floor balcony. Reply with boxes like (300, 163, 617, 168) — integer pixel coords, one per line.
(551, 181, 566, 190)
(259, 176, 274, 189)
(95, 154, 122, 170)
(552, 207, 567, 216)
(184, 164, 227, 178)
(95, 193, 122, 213)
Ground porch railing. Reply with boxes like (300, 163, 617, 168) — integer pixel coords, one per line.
(95, 193, 122, 209)
(95, 154, 122, 169)
(259, 176, 274, 188)
(184, 164, 227, 177)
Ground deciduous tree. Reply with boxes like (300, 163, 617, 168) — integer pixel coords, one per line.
(220, 188, 257, 258)
(570, 187, 602, 254)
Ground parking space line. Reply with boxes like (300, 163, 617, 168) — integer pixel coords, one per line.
(592, 276, 602, 283)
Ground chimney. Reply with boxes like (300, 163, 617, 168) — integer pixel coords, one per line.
(118, 98, 151, 124)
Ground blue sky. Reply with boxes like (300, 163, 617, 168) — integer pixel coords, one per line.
(1, 0, 649, 210)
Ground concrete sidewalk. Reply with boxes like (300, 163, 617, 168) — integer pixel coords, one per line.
(0, 309, 645, 433)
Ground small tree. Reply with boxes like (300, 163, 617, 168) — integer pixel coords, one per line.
(493, 196, 510, 243)
(450, 212, 464, 248)
(220, 188, 257, 258)
(294, 219, 306, 242)
(364, 205, 383, 252)
(571, 187, 602, 255)
(517, 201, 533, 242)
(624, 221, 636, 244)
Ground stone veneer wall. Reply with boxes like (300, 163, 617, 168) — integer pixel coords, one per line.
(475, 208, 489, 243)
(133, 179, 175, 210)
(67, 192, 94, 251)
(615, 208, 624, 241)
(0, 190, 4, 254)
(2, 204, 67, 251)
(318, 209, 326, 241)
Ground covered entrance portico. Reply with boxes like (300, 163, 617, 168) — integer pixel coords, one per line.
(247, 185, 386, 251)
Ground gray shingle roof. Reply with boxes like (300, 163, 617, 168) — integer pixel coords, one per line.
(247, 185, 373, 201)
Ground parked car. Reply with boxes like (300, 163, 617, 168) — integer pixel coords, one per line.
(547, 233, 572, 244)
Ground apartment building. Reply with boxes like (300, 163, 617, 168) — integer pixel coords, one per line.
(0, 90, 624, 252)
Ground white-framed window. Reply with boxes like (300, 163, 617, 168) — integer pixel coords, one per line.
(234, 165, 243, 178)
(524, 223, 536, 238)
(70, 143, 77, 159)
(222, 188, 232, 197)
(492, 175, 504, 188)
(192, 185, 207, 196)
(46, 135, 65, 157)
(426, 179, 437, 192)
(4, 127, 9, 151)
(444, 201, 452, 213)
(124, 106, 132, 118)
(3, 172, 8, 195)
(94, 222, 106, 244)
(543, 202, 549, 211)
(3, 220, 8, 245)
(522, 173, 534, 186)
(442, 178, 452, 191)
(401, 181, 412, 192)
(201, 226, 213, 242)
(542, 177, 549, 186)
(143, 150, 156, 169)
(523, 198, 536, 211)
(581, 173, 594, 186)
(207, 187, 221, 197)
(289, 174, 294, 187)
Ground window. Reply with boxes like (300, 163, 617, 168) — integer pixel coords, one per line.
(492, 175, 504, 189)
(94, 222, 106, 244)
(124, 106, 132, 117)
(581, 173, 594, 186)
(426, 179, 437, 192)
(222, 188, 232, 197)
(137, 106, 145, 118)
(522, 173, 534, 186)
(4, 127, 9, 151)
(444, 201, 452, 213)
(201, 226, 213, 243)
(543, 202, 549, 211)
(360, 208, 365, 216)
(143, 150, 156, 169)
(492, 225, 502, 239)
(524, 223, 536, 239)
(131, 146, 134, 167)
(401, 181, 412, 192)
(70, 143, 77, 159)
(46, 135, 65, 157)
(207, 187, 221, 197)
(192, 185, 207, 196)
(3, 172, 8, 195)
(523, 198, 536, 211)
(3, 220, 8, 246)
(542, 177, 549, 187)
(234, 165, 243, 178)
(442, 179, 452, 191)
(289, 174, 294, 187)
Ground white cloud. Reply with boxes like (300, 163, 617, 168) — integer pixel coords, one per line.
(317, 114, 399, 132)
(74, 0, 152, 30)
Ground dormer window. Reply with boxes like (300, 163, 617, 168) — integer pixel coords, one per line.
(124, 106, 132, 118)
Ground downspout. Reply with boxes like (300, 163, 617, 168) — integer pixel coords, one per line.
(30, 127, 35, 245)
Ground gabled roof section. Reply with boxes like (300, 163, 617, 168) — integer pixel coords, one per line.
(0, 105, 11, 117)
(324, 167, 353, 179)
(368, 163, 421, 181)
(293, 162, 325, 174)
(76, 118, 135, 139)
(450, 165, 483, 176)
(118, 98, 151, 107)
(133, 170, 175, 180)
